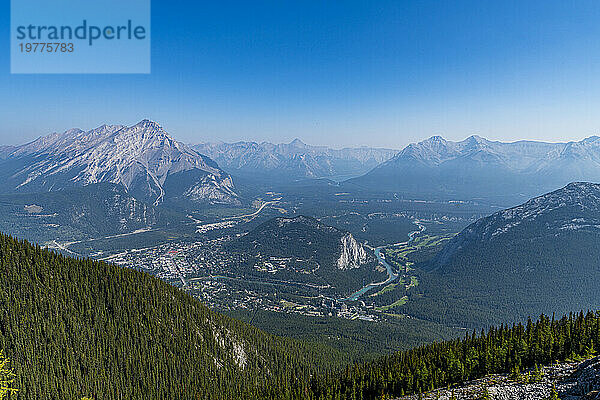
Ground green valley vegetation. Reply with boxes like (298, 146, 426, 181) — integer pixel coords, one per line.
(227, 309, 461, 361)
(226, 215, 385, 296)
(2, 230, 600, 399)
(402, 183, 600, 329)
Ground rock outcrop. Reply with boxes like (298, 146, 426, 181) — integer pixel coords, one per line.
(337, 233, 367, 270)
(400, 357, 600, 400)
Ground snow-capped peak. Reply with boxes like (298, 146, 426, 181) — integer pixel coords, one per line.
(7, 120, 239, 206)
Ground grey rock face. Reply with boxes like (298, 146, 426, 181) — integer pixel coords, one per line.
(349, 135, 600, 203)
(1, 120, 239, 206)
(400, 357, 600, 400)
(337, 233, 367, 270)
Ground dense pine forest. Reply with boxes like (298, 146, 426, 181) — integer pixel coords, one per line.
(0, 233, 343, 399)
(1, 232, 599, 399)
(310, 311, 600, 399)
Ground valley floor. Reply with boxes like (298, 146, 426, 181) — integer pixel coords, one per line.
(400, 357, 600, 400)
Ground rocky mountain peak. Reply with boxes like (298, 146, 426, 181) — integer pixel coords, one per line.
(2, 120, 239, 206)
(351, 134, 600, 202)
(289, 138, 307, 147)
(396, 135, 458, 165)
(427, 135, 446, 143)
(337, 232, 367, 270)
(461, 134, 490, 149)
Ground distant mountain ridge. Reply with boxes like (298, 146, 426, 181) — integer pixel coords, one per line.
(0, 145, 16, 160)
(193, 139, 397, 180)
(348, 135, 600, 204)
(0, 120, 239, 206)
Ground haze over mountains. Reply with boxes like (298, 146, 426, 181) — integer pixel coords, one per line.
(3, 123, 600, 398)
(5, 122, 600, 206)
(0, 145, 15, 160)
(193, 139, 397, 180)
(4, 183, 600, 399)
(3, 122, 600, 252)
(348, 135, 600, 204)
(195, 134, 600, 206)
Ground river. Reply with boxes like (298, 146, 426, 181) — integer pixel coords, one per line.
(341, 221, 425, 302)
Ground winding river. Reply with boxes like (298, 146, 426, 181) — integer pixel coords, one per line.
(342, 221, 425, 302)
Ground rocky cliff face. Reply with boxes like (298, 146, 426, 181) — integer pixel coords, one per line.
(0, 120, 240, 206)
(225, 215, 382, 297)
(182, 174, 239, 205)
(337, 232, 367, 270)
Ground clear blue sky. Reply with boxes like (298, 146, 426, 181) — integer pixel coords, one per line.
(1, 0, 600, 148)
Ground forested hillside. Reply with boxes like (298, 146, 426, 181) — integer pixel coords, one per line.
(227, 216, 383, 296)
(1, 230, 599, 399)
(400, 182, 600, 328)
(0, 183, 184, 244)
(0, 233, 342, 399)
(311, 311, 600, 399)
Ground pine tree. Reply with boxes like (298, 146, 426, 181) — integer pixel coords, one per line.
(584, 341, 596, 359)
(0, 351, 17, 400)
(530, 364, 543, 383)
(509, 364, 521, 381)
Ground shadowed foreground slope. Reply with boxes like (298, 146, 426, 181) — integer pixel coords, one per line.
(0, 234, 341, 399)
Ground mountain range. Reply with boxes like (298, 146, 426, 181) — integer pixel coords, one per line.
(193, 139, 397, 180)
(7, 125, 600, 208)
(0, 120, 239, 207)
(4, 123, 600, 398)
(347, 135, 600, 204)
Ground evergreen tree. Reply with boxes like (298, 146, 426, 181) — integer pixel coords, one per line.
(0, 351, 16, 400)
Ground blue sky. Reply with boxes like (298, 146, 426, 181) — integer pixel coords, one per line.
(1, 0, 600, 148)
